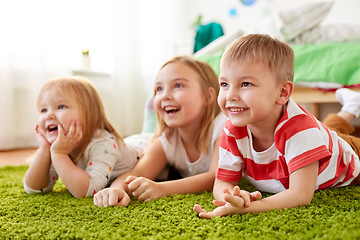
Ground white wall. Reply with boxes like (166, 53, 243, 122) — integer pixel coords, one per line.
(176, 0, 360, 53)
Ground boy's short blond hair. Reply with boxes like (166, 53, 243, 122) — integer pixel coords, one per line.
(221, 34, 294, 83)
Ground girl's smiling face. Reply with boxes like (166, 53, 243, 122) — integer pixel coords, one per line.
(153, 62, 207, 130)
(37, 88, 81, 144)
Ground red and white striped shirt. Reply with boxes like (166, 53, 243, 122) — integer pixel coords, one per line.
(216, 98, 360, 193)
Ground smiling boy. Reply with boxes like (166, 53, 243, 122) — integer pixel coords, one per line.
(194, 34, 360, 218)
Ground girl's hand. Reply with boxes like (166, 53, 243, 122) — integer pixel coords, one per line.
(34, 124, 50, 150)
(50, 121, 82, 155)
(125, 176, 165, 202)
(93, 187, 131, 207)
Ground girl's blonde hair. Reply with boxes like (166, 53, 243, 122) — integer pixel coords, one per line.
(37, 76, 123, 163)
(153, 56, 221, 154)
(222, 34, 294, 83)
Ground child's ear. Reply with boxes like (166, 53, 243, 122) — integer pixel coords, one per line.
(206, 87, 216, 105)
(276, 81, 293, 105)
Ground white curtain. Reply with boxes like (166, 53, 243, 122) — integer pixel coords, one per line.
(0, 0, 192, 150)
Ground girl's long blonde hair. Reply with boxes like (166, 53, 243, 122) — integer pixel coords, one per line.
(153, 56, 221, 154)
(37, 76, 123, 163)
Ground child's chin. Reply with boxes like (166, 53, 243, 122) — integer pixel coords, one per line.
(46, 136, 57, 145)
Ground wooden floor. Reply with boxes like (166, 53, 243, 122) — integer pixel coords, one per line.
(0, 148, 36, 167)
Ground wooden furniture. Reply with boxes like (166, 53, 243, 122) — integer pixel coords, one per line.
(292, 85, 360, 119)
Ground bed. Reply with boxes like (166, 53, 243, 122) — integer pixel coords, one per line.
(193, 1, 360, 119)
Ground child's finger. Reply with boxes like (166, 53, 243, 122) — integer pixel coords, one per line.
(233, 185, 241, 196)
(250, 191, 262, 201)
(58, 124, 65, 137)
(101, 193, 110, 207)
(224, 193, 244, 208)
(127, 178, 145, 196)
(75, 122, 83, 137)
(115, 192, 130, 207)
(212, 200, 227, 207)
(124, 176, 137, 184)
(72, 123, 83, 142)
(239, 190, 251, 207)
(193, 204, 215, 219)
(138, 191, 151, 202)
(198, 211, 216, 219)
(93, 193, 104, 207)
(67, 121, 76, 136)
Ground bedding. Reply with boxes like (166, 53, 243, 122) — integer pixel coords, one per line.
(293, 42, 360, 89)
(196, 43, 360, 90)
(257, 1, 334, 42)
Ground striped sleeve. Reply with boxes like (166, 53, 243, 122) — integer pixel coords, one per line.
(275, 113, 331, 174)
(216, 121, 247, 182)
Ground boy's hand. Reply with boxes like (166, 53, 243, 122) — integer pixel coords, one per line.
(93, 187, 131, 207)
(50, 121, 82, 155)
(193, 186, 262, 218)
(231, 187, 262, 207)
(125, 176, 165, 202)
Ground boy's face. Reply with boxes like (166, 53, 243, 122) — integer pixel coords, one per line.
(218, 61, 285, 129)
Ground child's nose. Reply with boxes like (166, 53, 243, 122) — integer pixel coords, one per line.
(161, 88, 172, 100)
(226, 89, 239, 101)
(46, 110, 55, 120)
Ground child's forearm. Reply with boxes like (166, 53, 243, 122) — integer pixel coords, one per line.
(24, 147, 52, 190)
(239, 188, 314, 214)
(159, 171, 215, 197)
(51, 152, 89, 198)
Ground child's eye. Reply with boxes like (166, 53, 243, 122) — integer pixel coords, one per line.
(241, 82, 252, 87)
(58, 105, 67, 109)
(40, 108, 47, 113)
(155, 86, 162, 92)
(175, 83, 183, 88)
(220, 82, 229, 87)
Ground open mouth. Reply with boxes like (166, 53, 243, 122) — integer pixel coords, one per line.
(164, 106, 180, 114)
(47, 125, 58, 133)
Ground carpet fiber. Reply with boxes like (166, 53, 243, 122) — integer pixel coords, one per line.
(1, 166, 360, 239)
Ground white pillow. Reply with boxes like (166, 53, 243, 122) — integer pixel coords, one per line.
(289, 23, 360, 45)
(257, 1, 334, 42)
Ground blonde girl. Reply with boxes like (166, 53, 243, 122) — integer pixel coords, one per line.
(24, 77, 141, 198)
(94, 56, 227, 207)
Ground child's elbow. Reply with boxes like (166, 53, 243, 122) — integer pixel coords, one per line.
(298, 192, 314, 206)
(72, 192, 87, 199)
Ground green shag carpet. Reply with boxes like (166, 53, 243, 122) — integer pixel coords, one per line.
(1, 166, 360, 239)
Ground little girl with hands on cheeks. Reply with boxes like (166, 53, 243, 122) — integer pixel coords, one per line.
(94, 56, 227, 207)
(24, 76, 142, 198)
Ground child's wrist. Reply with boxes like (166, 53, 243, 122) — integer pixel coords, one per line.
(38, 145, 50, 153)
(50, 151, 69, 159)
